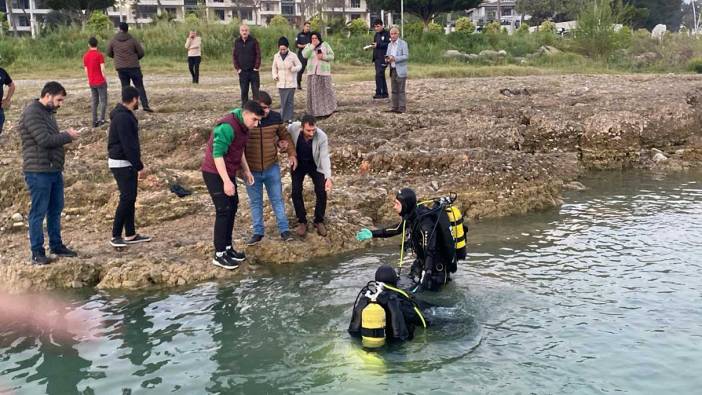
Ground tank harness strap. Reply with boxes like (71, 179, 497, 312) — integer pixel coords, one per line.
(398, 220, 407, 268)
(383, 284, 427, 329)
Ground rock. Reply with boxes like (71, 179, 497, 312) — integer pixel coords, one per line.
(11, 213, 23, 222)
(652, 152, 668, 162)
(535, 46, 562, 57)
(430, 181, 439, 191)
(444, 50, 463, 59)
(479, 50, 500, 59)
(563, 181, 588, 191)
(651, 24, 667, 40)
(12, 222, 24, 229)
(651, 148, 663, 154)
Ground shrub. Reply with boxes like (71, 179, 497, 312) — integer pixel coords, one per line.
(516, 22, 530, 35)
(86, 11, 113, 35)
(404, 21, 424, 38)
(269, 15, 289, 28)
(0, 40, 18, 67)
(348, 18, 368, 36)
(540, 21, 556, 34)
(688, 57, 702, 73)
(309, 15, 323, 32)
(455, 17, 475, 33)
(427, 22, 443, 34)
(573, 0, 618, 59)
(482, 21, 501, 34)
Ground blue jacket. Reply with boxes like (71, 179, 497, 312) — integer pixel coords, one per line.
(386, 39, 409, 78)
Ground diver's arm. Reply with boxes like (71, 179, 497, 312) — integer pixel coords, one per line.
(371, 222, 404, 238)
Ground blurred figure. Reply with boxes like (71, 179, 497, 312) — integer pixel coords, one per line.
(0, 64, 15, 137)
(301, 32, 337, 118)
(294, 21, 312, 90)
(185, 30, 202, 84)
(272, 36, 302, 122)
(83, 36, 108, 128)
(370, 19, 390, 99)
(233, 24, 261, 106)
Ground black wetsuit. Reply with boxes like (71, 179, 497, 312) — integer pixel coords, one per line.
(348, 287, 427, 342)
(372, 205, 456, 291)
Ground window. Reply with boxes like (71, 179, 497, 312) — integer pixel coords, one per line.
(240, 9, 252, 20)
(215, 9, 225, 20)
(282, 3, 294, 15)
(351, 0, 360, 8)
(502, 8, 512, 16)
(13, 0, 30, 9)
(18, 15, 30, 26)
(351, 14, 361, 20)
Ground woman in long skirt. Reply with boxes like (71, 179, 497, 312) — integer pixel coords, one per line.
(302, 32, 337, 118)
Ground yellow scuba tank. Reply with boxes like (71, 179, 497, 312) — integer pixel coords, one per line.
(361, 302, 386, 348)
(446, 205, 467, 259)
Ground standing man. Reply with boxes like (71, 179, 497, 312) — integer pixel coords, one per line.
(244, 91, 298, 245)
(0, 65, 15, 136)
(386, 27, 409, 114)
(107, 22, 153, 112)
(108, 87, 152, 248)
(294, 21, 312, 90)
(201, 100, 265, 269)
(233, 24, 261, 106)
(19, 82, 81, 265)
(371, 19, 390, 99)
(287, 114, 332, 237)
(83, 36, 108, 128)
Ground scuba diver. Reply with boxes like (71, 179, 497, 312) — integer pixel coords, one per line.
(356, 188, 467, 292)
(348, 265, 428, 348)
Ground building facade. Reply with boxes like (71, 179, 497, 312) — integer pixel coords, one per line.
(3, 0, 370, 37)
(465, 0, 528, 30)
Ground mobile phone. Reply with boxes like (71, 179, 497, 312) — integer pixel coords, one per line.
(316, 49, 322, 54)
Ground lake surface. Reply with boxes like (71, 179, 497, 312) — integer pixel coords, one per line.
(2, 170, 701, 394)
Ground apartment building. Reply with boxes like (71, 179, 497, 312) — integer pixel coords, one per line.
(2, 0, 370, 37)
(465, 0, 528, 29)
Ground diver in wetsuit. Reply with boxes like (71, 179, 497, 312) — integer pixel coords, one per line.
(356, 188, 457, 292)
(348, 265, 428, 348)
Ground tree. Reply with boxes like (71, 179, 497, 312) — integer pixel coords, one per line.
(625, 0, 682, 31)
(516, 0, 589, 25)
(46, 0, 115, 24)
(368, 0, 481, 29)
(681, 0, 702, 32)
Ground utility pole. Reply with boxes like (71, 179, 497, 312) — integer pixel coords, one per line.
(693, 0, 700, 34)
(497, 0, 502, 22)
(401, 0, 404, 37)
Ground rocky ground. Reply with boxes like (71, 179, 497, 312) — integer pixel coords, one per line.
(1, 71, 701, 293)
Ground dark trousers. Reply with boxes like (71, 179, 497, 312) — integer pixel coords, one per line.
(90, 83, 108, 124)
(0, 108, 4, 135)
(24, 172, 64, 254)
(297, 53, 307, 88)
(238, 70, 260, 106)
(117, 67, 150, 109)
(203, 171, 239, 252)
(111, 167, 138, 238)
(291, 161, 326, 224)
(374, 60, 388, 96)
(188, 56, 201, 83)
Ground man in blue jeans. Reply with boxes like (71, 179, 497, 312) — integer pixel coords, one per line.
(244, 91, 298, 245)
(18, 82, 82, 265)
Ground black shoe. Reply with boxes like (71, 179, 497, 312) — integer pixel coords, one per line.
(50, 244, 77, 257)
(373, 95, 383, 99)
(297, 86, 303, 90)
(143, 108, 154, 113)
(281, 231, 294, 241)
(246, 234, 264, 246)
(170, 183, 192, 198)
(212, 252, 239, 270)
(110, 237, 127, 248)
(93, 121, 99, 128)
(97, 120, 107, 127)
(124, 234, 152, 244)
(31, 252, 51, 265)
(225, 246, 246, 261)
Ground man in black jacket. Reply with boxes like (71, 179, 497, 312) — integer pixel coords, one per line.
(107, 86, 152, 248)
(371, 19, 390, 99)
(233, 24, 261, 106)
(19, 82, 81, 265)
(295, 21, 312, 90)
(357, 188, 457, 292)
(107, 22, 153, 112)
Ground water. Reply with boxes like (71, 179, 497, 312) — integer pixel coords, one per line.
(2, 171, 702, 394)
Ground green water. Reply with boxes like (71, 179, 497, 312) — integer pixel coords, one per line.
(2, 171, 702, 394)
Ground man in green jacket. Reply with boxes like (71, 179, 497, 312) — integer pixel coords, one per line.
(19, 82, 82, 265)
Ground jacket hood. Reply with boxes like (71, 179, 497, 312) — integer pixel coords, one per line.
(115, 31, 132, 42)
(110, 103, 133, 120)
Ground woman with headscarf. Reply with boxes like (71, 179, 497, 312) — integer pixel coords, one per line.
(301, 31, 337, 118)
(272, 36, 302, 122)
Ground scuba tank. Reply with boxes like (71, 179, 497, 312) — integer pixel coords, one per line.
(445, 205, 467, 260)
(361, 302, 386, 348)
(361, 282, 387, 348)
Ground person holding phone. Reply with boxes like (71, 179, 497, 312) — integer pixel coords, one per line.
(301, 32, 337, 118)
(385, 26, 409, 114)
(18, 82, 81, 265)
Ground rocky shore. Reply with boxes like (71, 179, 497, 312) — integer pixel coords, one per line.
(1, 73, 701, 293)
